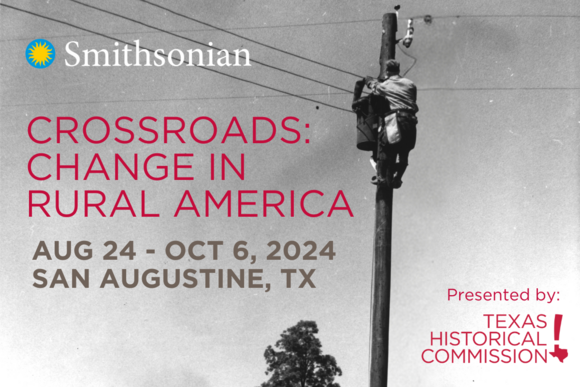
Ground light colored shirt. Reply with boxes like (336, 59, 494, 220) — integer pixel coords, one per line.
(369, 75, 419, 113)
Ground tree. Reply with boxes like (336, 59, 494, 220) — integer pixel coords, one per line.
(261, 320, 342, 387)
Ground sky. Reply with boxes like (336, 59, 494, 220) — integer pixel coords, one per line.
(0, 1, 579, 386)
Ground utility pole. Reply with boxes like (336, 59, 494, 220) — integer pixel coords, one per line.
(370, 12, 397, 387)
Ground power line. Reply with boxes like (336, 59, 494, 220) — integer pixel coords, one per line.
(233, 18, 381, 28)
(420, 87, 580, 91)
(0, 18, 384, 43)
(3, 12, 578, 43)
(410, 14, 580, 20)
(0, 3, 353, 113)
(397, 44, 417, 76)
(0, 92, 351, 108)
(3, 84, 574, 109)
(70, 0, 354, 94)
(140, 0, 362, 78)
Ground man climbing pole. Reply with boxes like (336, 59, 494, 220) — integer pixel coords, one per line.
(363, 59, 419, 189)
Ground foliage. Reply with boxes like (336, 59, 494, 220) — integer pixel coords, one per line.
(261, 320, 342, 387)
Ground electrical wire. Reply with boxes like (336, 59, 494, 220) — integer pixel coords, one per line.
(70, 0, 354, 94)
(3, 12, 578, 43)
(420, 87, 580, 91)
(0, 92, 352, 108)
(0, 18, 385, 43)
(409, 14, 580, 21)
(0, 3, 353, 113)
(396, 44, 417, 76)
(140, 0, 363, 78)
(15, 11, 545, 44)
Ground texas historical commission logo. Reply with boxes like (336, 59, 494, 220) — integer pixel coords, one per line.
(26, 39, 55, 68)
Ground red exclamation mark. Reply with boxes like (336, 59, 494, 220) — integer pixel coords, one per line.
(549, 314, 568, 363)
(554, 314, 562, 341)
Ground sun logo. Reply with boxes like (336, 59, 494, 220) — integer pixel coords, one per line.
(26, 39, 55, 68)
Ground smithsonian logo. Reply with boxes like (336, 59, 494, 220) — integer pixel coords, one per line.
(26, 39, 55, 68)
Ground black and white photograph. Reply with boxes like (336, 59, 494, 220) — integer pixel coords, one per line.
(0, 1, 578, 386)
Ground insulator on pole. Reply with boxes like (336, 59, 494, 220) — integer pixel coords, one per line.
(401, 19, 414, 48)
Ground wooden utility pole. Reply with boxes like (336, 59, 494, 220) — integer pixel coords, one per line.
(370, 12, 397, 387)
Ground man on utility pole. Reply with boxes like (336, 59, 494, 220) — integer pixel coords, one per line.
(365, 59, 419, 188)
